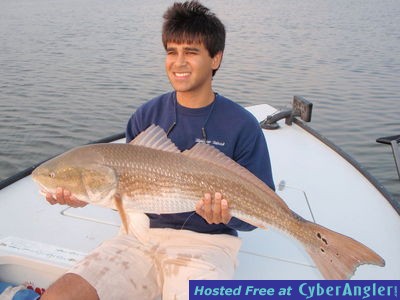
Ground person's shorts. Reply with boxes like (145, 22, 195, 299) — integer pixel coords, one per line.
(70, 213, 241, 300)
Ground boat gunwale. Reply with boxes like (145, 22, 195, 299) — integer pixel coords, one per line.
(293, 118, 400, 215)
(0, 132, 126, 190)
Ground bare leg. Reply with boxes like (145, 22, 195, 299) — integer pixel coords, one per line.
(41, 273, 99, 300)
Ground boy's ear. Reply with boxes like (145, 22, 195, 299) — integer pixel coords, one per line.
(212, 51, 224, 71)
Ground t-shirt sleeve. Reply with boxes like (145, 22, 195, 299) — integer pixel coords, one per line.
(126, 112, 141, 143)
(235, 123, 275, 191)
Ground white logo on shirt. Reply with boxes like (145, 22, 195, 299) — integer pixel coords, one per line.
(195, 138, 226, 147)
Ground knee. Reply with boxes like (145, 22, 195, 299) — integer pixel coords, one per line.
(41, 273, 99, 300)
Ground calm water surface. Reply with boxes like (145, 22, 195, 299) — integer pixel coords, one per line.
(1, 0, 399, 202)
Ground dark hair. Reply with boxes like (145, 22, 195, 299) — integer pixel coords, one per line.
(162, 1, 225, 74)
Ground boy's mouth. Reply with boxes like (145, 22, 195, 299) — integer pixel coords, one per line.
(174, 72, 190, 78)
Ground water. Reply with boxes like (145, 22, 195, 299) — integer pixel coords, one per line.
(1, 0, 399, 202)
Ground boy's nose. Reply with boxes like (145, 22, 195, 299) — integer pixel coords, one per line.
(175, 53, 187, 66)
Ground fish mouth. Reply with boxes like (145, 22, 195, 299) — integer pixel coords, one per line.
(37, 184, 53, 196)
(31, 168, 55, 195)
(32, 179, 54, 196)
(39, 189, 48, 197)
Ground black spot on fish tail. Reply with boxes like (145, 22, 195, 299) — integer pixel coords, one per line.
(316, 232, 329, 245)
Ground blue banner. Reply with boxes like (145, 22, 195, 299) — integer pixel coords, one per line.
(189, 280, 399, 299)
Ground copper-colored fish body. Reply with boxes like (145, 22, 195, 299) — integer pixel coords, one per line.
(32, 125, 385, 279)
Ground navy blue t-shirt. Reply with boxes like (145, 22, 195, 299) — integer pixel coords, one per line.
(126, 92, 275, 236)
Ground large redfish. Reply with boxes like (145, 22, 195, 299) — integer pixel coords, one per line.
(32, 125, 385, 279)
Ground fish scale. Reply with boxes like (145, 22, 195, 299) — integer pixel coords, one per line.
(32, 124, 385, 279)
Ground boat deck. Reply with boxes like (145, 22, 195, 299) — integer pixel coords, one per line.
(1, 104, 399, 289)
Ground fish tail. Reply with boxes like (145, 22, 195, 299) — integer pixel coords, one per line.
(303, 221, 385, 279)
(114, 194, 129, 234)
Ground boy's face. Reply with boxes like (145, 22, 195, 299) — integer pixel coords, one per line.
(165, 41, 222, 99)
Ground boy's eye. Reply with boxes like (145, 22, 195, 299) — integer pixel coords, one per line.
(166, 49, 177, 55)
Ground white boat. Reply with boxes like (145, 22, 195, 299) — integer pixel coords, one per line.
(1, 98, 399, 295)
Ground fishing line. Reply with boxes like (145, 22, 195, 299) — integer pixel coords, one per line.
(180, 211, 197, 230)
(168, 92, 218, 142)
(201, 95, 217, 142)
(166, 122, 176, 136)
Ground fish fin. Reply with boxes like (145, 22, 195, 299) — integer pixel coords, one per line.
(130, 124, 180, 153)
(114, 194, 129, 234)
(81, 164, 118, 202)
(184, 143, 290, 211)
(183, 143, 261, 186)
(303, 221, 385, 279)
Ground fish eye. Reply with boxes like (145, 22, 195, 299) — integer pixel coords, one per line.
(49, 172, 56, 178)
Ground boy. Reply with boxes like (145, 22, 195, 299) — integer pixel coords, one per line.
(42, 1, 274, 299)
